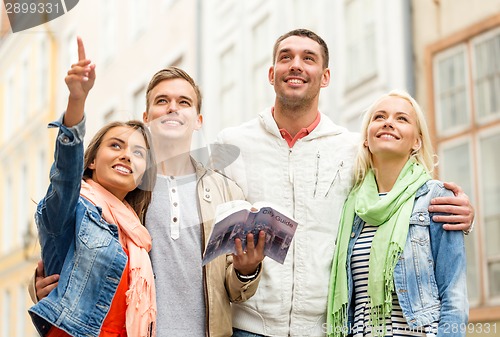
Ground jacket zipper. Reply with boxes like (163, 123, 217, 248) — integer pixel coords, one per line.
(196, 168, 211, 337)
(325, 160, 343, 197)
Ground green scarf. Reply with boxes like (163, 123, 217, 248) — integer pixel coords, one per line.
(327, 159, 430, 337)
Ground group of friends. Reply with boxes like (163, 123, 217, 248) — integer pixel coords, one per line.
(27, 29, 472, 337)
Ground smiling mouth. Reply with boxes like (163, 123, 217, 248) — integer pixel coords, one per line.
(161, 119, 183, 126)
(377, 133, 399, 140)
(286, 78, 305, 85)
(113, 165, 132, 174)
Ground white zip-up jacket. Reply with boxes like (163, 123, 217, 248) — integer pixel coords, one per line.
(216, 108, 359, 336)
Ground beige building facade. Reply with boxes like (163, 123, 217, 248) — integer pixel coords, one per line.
(412, 0, 500, 334)
(0, 15, 57, 337)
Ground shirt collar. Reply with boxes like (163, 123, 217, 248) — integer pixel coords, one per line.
(273, 108, 321, 148)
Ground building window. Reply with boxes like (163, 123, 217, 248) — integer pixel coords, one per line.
(38, 36, 49, 109)
(478, 131, 500, 298)
(344, 0, 376, 89)
(473, 29, 500, 124)
(251, 16, 273, 116)
(2, 290, 11, 336)
(3, 72, 14, 140)
(20, 55, 29, 121)
(36, 149, 46, 202)
(17, 164, 29, 246)
(66, 32, 77, 70)
(133, 85, 146, 120)
(433, 45, 470, 136)
(101, 0, 117, 64)
(16, 286, 25, 336)
(3, 176, 13, 254)
(430, 22, 500, 313)
(220, 45, 237, 127)
(129, 0, 147, 40)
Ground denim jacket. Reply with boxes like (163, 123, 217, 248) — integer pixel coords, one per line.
(346, 180, 468, 337)
(28, 117, 128, 337)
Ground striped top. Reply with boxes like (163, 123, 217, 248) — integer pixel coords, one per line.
(350, 224, 439, 337)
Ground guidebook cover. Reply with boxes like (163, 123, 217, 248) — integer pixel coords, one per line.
(202, 200, 299, 265)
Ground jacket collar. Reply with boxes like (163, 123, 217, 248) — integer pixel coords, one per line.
(191, 156, 207, 180)
(415, 180, 431, 198)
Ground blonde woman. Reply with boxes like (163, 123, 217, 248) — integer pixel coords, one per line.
(328, 90, 468, 337)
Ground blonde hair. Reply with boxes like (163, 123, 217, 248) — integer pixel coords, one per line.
(353, 89, 435, 188)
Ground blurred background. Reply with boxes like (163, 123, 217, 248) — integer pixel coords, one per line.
(0, 0, 499, 335)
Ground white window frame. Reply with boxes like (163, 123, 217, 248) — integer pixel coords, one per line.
(3, 175, 13, 254)
(17, 163, 29, 246)
(38, 35, 49, 109)
(220, 44, 237, 127)
(344, 0, 377, 89)
(251, 15, 273, 116)
(16, 286, 25, 337)
(100, 0, 117, 64)
(432, 23, 500, 309)
(471, 26, 500, 125)
(3, 70, 14, 141)
(476, 125, 500, 305)
(432, 43, 472, 137)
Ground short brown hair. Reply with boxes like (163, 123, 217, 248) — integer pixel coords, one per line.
(145, 66, 202, 114)
(272, 29, 329, 69)
(83, 120, 157, 223)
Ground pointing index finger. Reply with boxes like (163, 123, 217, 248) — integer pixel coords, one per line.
(77, 36, 86, 61)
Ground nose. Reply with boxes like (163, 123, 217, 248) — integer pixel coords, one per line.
(166, 101, 180, 114)
(383, 120, 394, 129)
(289, 56, 303, 72)
(120, 148, 132, 162)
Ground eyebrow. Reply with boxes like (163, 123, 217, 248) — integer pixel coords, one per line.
(154, 93, 193, 103)
(132, 144, 147, 151)
(278, 48, 319, 57)
(374, 110, 411, 114)
(107, 137, 125, 144)
(106, 137, 147, 151)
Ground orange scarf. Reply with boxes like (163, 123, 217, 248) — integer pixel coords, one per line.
(80, 179, 156, 337)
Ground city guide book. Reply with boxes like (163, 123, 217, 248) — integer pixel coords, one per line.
(202, 200, 299, 265)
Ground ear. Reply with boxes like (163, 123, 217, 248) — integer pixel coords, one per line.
(321, 68, 331, 88)
(413, 138, 422, 152)
(194, 114, 203, 131)
(142, 111, 149, 123)
(364, 139, 368, 147)
(88, 159, 96, 170)
(268, 66, 275, 85)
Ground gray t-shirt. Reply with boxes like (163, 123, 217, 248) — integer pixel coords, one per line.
(145, 174, 205, 337)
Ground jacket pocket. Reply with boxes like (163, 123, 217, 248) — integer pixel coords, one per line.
(406, 210, 440, 310)
(408, 210, 430, 244)
(78, 209, 113, 249)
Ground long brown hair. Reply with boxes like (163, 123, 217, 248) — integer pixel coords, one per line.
(83, 120, 157, 223)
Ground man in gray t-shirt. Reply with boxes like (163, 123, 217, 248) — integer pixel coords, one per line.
(142, 67, 266, 337)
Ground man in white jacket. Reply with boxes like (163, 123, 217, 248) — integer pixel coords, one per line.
(216, 29, 474, 337)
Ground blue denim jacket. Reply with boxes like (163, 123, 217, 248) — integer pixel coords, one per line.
(346, 180, 468, 337)
(28, 118, 128, 337)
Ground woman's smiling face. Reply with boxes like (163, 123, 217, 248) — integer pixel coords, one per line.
(88, 126, 148, 200)
(366, 96, 421, 162)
